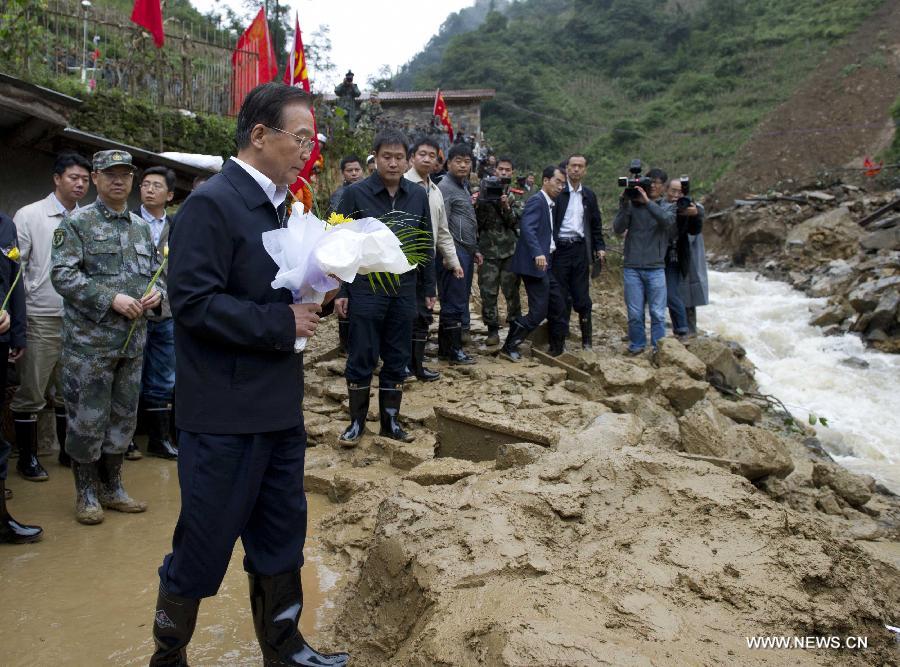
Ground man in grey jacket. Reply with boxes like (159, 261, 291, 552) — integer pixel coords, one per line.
(612, 169, 676, 354)
(437, 143, 480, 365)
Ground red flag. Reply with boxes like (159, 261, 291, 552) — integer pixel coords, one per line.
(231, 7, 278, 114)
(130, 0, 165, 48)
(284, 13, 320, 197)
(433, 89, 454, 141)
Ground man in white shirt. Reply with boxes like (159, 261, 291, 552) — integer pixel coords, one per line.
(11, 152, 91, 478)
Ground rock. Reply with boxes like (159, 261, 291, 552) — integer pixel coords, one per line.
(587, 358, 655, 393)
(848, 276, 900, 313)
(543, 384, 575, 405)
(815, 488, 845, 516)
(325, 379, 350, 401)
(839, 356, 869, 369)
(658, 369, 708, 413)
(401, 403, 436, 424)
(373, 435, 436, 471)
(784, 206, 861, 263)
(803, 190, 836, 202)
(495, 442, 546, 470)
(810, 303, 852, 327)
(859, 226, 900, 252)
(714, 398, 763, 424)
(404, 458, 477, 485)
(811, 462, 874, 508)
(558, 412, 644, 452)
(330, 466, 394, 503)
(868, 291, 899, 330)
(656, 338, 706, 380)
(679, 401, 793, 480)
(684, 337, 755, 392)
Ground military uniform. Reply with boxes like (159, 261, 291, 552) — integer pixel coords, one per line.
(476, 189, 523, 334)
(356, 99, 384, 131)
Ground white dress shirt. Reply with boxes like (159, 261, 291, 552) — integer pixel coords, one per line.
(231, 156, 288, 210)
(558, 180, 584, 239)
(140, 204, 166, 247)
(541, 190, 556, 254)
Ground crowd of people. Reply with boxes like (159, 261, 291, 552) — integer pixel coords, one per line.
(0, 81, 709, 665)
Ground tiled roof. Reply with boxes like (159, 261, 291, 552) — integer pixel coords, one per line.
(322, 88, 496, 103)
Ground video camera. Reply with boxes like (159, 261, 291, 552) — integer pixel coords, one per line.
(479, 175, 511, 204)
(676, 176, 693, 210)
(617, 159, 652, 202)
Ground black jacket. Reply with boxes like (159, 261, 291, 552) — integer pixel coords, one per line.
(167, 159, 301, 434)
(553, 184, 605, 263)
(667, 205, 704, 277)
(336, 171, 435, 299)
(0, 211, 25, 349)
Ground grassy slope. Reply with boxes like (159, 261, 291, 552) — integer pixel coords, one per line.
(404, 0, 886, 203)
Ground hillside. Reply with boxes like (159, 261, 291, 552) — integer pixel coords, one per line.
(399, 0, 894, 204)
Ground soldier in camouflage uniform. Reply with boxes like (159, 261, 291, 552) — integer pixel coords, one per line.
(475, 157, 523, 346)
(50, 150, 165, 525)
(356, 91, 384, 131)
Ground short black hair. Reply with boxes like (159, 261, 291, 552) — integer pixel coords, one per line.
(340, 155, 363, 171)
(141, 166, 176, 192)
(53, 152, 91, 176)
(497, 156, 514, 169)
(566, 153, 588, 166)
(409, 135, 441, 158)
(447, 143, 474, 162)
(372, 128, 409, 155)
(647, 167, 668, 183)
(542, 165, 561, 181)
(235, 83, 312, 150)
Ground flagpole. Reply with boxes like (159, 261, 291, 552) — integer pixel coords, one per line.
(433, 88, 440, 117)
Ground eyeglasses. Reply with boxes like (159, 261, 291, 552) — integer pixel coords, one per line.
(141, 182, 167, 192)
(265, 125, 314, 152)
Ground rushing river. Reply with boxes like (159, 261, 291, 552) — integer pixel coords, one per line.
(698, 270, 900, 493)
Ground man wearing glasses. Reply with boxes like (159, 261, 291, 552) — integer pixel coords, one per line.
(128, 167, 179, 461)
(51, 150, 164, 526)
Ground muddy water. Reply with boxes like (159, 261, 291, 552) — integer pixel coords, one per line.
(0, 451, 336, 665)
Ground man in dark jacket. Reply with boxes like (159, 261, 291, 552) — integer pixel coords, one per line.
(150, 83, 349, 667)
(500, 166, 567, 361)
(664, 178, 704, 338)
(333, 129, 435, 447)
(551, 154, 605, 353)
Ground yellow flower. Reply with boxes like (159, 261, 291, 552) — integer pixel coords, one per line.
(5, 247, 20, 262)
(327, 212, 353, 226)
(163, 244, 169, 258)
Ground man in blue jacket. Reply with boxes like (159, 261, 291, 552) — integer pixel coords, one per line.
(500, 166, 567, 361)
(150, 83, 349, 667)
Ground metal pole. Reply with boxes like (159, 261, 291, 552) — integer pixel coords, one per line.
(80, 0, 91, 84)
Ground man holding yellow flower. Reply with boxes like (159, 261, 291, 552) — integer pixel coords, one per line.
(50, 150, 164, 526)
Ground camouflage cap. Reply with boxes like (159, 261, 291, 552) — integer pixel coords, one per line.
(93, 150, 136, 172)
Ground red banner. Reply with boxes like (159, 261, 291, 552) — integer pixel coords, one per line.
(283, 13, 320, 200)
(433, 89, 454, 142)
(231, 7, 278, 114)
(130, 0, 164, 48)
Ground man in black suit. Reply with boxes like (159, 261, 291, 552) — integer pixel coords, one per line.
(149, 83, 349, 667)
(551, 154, 605, 353)
(500, 166, 567, 361)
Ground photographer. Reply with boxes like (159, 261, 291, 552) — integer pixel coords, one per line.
(664, 178, 704, 338)
(475, 156, 522, 346)
(612, 166, 676, 355)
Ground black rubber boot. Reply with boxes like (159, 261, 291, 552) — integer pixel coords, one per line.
(249, 571, 350, 667)
(548, 333, 566, 357)
(146, 404, 178, 460)
(485, 325, 500, 347)
(412, 337, 440, 382)
(72, 460, 103, 525)
(13, 412, 48, 481)
(580, 313, 593, 350)
(55, 406, 71, 468)
(500, 319, 528, 362)
(446, 324, 475, 365)
(97, 453, 147, 513)
(0, 478, 42, 544)
(437, 323, 449, 360)
(378, 382, 414, 443)
(149, 584, 200, 666)
(338, 382, 370, 447)
(337, 317, 350, 354)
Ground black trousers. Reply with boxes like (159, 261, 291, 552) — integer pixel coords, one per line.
(0, 342, 8, 480)
(520, 272, 567, 336)
(345, 289, 415, 385)
(551, 239, 591, 333)
(158, 424, 308, 599)
(413, 281, 431, 340)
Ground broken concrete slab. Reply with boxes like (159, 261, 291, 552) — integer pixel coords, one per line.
(433, 406, 556, 462)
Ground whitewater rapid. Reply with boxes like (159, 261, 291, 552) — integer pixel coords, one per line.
(698, 270, 900, 493)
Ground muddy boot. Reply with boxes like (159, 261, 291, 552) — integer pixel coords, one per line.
(125, 439, 143, 461)
(548, 333, 566, 357)
(146, 404, 178, 460)
(485, 325, 500, 347)
(249, 571, 350, 667)
(13, 412, 48, 481)
(500, 319, 528, 362)
(411, 337, 440, 382)
(97, 453, 147, 513)
(437, 323, 449, 361)
(378, 383, 414, 443)
(460, 327, 472, 345)
(338, 382, 370, 447)
(446, 324, 475, 366)
(580, 313, 593, 350)
(150, 584, 200, 666)
(72, 460, 104, 525)
(54, 406, 71, 468)
(337, 317, 350, 354)
(0, 479, 43, 544)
